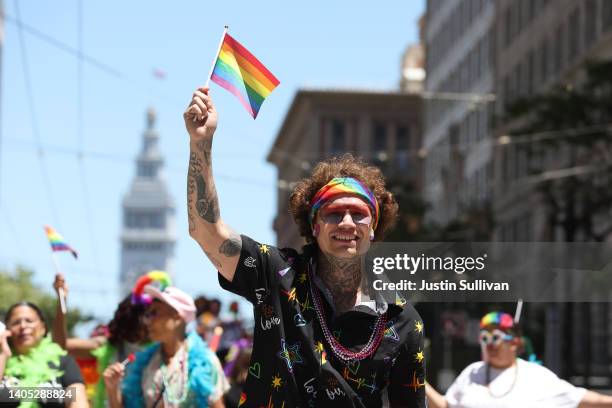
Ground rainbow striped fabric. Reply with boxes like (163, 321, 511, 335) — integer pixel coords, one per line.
(44, 225, 78, 259)
(309, 177, 380, 230)
(480, 312, 514, 329)
(211, 33, 279, 118)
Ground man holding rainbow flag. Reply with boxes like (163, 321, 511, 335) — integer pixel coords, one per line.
(184, 29, 425, 408)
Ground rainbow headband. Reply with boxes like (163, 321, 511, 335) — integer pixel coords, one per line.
(480, 312, 515, 330)
(131, 270, 172, 305)
(309, 177, 379, 230)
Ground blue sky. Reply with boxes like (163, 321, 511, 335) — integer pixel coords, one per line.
(1, 0, 425, 329)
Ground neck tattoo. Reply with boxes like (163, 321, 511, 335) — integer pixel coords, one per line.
(317, 250, 363, 313)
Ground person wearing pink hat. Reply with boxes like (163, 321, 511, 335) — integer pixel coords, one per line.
(103, 286, 228, 407)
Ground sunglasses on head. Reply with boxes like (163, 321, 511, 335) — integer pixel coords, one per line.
(479, 329, 514, 346)
(318, 208, 372, 225)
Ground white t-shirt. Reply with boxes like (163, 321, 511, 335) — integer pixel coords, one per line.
(444, 358, 587, 408)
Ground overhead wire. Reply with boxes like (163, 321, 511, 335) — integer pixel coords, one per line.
(13, 0, 63, 230)
(75, 0, 99, 267)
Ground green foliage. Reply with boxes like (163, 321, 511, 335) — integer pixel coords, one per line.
(0, 266, 92, 334)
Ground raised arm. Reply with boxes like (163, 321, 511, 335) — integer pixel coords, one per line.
(184, 87, 242, 282)
(52, 274, 68, 349)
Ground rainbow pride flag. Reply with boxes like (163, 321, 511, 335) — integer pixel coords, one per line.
(211, 33, 279, 118)
(44, 225, 78, 259)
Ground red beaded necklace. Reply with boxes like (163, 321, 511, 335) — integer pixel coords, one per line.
(308, 260, 387, 363)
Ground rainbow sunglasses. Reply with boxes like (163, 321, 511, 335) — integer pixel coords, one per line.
(479, 329, 514, 346)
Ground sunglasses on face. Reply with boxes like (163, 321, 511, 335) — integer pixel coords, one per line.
(479, 329, 514, 346)
(318, 208, 372, 225)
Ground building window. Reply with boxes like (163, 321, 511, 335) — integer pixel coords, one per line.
(520, 60, 529, 97)
(396, 126, 410, 171)
(568, 8, 580, 62)
(461, 58, 470, 90)
(540, 39, 549, 83)
(585, 0, 597, 46)
(330, 120, 345, 156)
(479, 108, 488, 141)
(505, 7, 513, 47)
(138, 163, 154, 178)
(125, 211, 165, 229)
(528, 0, 536, 22)
(516, 0, 524, 31)
(480, 37, 488, 75)
(603, 0, 612, 31)
(528, 50, 535, 95)
(503, 75, 511, 110)
(372, 121, 387, 165)
(512, 64, 521, 103)
(554, 25, 564, 74)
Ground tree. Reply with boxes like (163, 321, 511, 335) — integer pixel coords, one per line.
(0, 266, 92, 334)
(504, 60, 612, 242)
(385, 178, 430, 241)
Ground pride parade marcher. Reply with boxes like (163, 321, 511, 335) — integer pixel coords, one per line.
(425, 311, 612, 408)
(0, 301, 88, 407)
(184, 87, 426, 407)
(103, 278, 228, 407)
(52, 275, 148, 408)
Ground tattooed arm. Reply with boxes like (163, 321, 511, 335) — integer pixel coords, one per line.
(184, 87, 243, 282)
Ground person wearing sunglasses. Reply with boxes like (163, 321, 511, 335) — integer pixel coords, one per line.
(102, 286, 229, 407)
(0, 301, 88, 407)
(426, 311, 612, 408)
(184, 87, 425, 407)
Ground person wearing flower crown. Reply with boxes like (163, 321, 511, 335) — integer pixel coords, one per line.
(425, 311, 612, 408)
(183, 87, 425, 407)
(102, 283, 229, 407)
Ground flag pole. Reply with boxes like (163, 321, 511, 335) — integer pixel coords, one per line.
(50, 252, 67, 314)
(514, 298, 523, 324)
(204, 25, 229, 89)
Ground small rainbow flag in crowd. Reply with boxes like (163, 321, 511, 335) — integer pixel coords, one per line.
(44, 225, 78, 259)
(210, 31, 279, 118)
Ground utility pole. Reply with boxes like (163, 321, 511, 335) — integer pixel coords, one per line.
(0, 0, 4, 205)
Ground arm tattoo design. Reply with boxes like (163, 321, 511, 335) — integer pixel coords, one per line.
(219, 230, 242, 257)
(187, 138, 220, 224)
(195, 174, 220, 222)
(187, 153, 198, 233)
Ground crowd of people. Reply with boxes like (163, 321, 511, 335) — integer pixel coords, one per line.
(0, 271, 252, 407)
(0, 86, 611, 407)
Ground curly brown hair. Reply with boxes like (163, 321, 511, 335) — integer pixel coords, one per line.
(107, 295, 147, 346)
(289, 154, 398, 243)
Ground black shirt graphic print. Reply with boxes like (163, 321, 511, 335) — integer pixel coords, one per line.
(219, 235, 426, 408)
